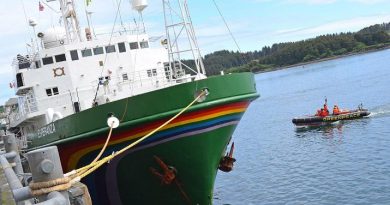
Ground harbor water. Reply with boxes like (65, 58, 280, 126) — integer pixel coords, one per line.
(214, 49, 390, 204)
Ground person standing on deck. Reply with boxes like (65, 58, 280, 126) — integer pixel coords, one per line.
(323, 98, 329, 116)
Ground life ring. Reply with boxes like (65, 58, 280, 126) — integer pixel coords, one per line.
(59, 40, 64, 45)
(53, 67, 65, 77)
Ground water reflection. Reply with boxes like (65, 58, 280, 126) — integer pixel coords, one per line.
(294, 117, 371, 138)
(214, 50, 390, 205)
(294, 121, 343, 137)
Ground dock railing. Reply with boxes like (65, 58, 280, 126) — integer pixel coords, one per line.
(0, 134, 91, 205)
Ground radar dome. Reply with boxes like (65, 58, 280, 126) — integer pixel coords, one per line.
(132, 0, 148, 12)
(41, 27, 67, 49)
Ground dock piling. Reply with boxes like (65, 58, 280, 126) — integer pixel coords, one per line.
(1, 134, 89, 205)
(3, 135, 24, 180)
(25, 146, 70, 205)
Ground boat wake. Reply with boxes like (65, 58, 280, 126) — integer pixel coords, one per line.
(368, 103, 390, 118)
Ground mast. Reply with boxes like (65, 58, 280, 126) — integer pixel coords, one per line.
(162, 0, 206, 78)
(59, 0, 82, 43)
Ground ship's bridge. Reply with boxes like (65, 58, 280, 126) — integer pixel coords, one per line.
(9, 32, 171, 136)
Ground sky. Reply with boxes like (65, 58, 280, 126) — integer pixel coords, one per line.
(0, 0, 390, 105)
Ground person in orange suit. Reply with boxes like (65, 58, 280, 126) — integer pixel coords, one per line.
(333, 105, 340, 115)
(322, 98, 329, 115)
(319, 108, 328, 117)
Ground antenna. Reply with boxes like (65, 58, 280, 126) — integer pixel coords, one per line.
(85, 10, 96, 40)
(28, 18, 39, 51)
(162, 0, 206, 79)
(58, 0, 82, 43)
(131, 0, 148, 33)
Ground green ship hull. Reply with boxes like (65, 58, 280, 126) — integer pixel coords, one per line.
(29, 73, 259, 205)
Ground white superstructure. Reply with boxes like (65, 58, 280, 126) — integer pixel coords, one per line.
(7, 0, 205, 148)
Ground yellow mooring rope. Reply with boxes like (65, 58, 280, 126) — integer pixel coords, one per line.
(74, 98, 128, 178)
(67, 90, 207, 183)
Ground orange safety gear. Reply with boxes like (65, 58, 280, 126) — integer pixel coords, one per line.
(319, 108, 328, 117)
(333, 105, 340, 115)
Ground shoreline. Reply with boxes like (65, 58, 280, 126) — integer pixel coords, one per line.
(255, 46, 390, 74)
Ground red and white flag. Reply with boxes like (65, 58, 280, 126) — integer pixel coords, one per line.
(39, 1, 44, 11)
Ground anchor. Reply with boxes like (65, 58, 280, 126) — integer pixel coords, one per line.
(149, 155, 192, 204)
(218, 142, 236, 172)
(149, 155, 177, 185)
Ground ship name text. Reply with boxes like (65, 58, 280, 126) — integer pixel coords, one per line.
(323, 113, 360, 121)
(37, 123, 56, 138)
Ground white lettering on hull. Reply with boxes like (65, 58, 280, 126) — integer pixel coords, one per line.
(37, 123, 56, 138)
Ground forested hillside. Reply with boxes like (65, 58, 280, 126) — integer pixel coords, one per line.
(189, 22, 390, 75)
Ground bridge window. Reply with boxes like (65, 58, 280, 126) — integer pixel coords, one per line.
(140, 41, 149, 49)
(46, 87, 59, 97)
(105, 45, 116, 53)
(118, 42, 126, 53)
(70, 50, 79, 61)
(147, 69, 157, 77)
(93, 47, 104, 55)
(42, 56, 54, 65)
(53, 87, 59, 95)
(129, 42, 139, 50)
(55, 54, 66, 62)
(46, 89, 52, 96)
(81, 49, 92, 57)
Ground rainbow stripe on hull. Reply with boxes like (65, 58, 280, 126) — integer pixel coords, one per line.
(58, 101, 249, 204)
(59, 101, 249, 168)
(29, 72, 259, 204)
